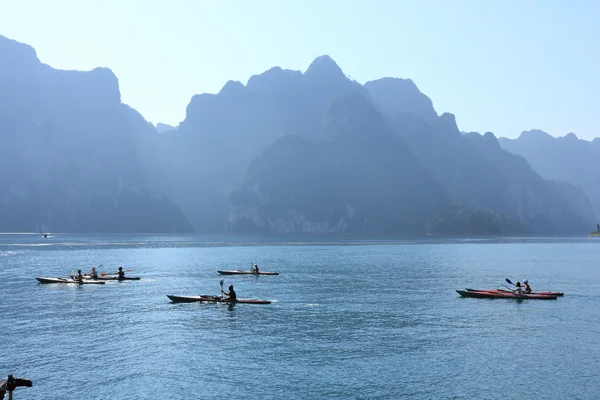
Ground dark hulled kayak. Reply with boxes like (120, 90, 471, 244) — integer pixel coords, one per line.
(82, 275, 141, 281)
(167, 295, 271, 304)
(217, 270, 279, 276)
(456, 289, 557, 300)
(35, 277, 105, 285)
(466, 288, 564, 297)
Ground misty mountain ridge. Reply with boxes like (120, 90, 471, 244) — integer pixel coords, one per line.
(228, 92, 448, 233)
(0, 35, 192, 233)
(1, 34, 596, 234)
(500, 130, 600, 222)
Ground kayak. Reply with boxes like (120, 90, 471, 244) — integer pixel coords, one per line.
(35, 277, 105, 285)
(456, 290, 557, 300)
(96, 276, 141, 281)
(466, 288, 564, 297)
(166, 295, 271, 304)
(80, 275, 141, 281)
(217, 270, 279, 276)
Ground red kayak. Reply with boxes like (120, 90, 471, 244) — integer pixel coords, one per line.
(466, 288, 564, 297)
(456, 290, 558, 300)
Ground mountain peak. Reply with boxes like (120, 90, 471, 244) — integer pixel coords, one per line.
(219, 80, 245, 96)
(304, 55, 346, 81)
(0, 35, 39, 68)
(364, 77, 438, 122)
(246, 66, 302, 92)
(519, 129, 553, 140)
(437, 113, 460, 136)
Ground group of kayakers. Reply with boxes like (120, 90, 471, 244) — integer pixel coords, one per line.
(73, 266, 126, 282)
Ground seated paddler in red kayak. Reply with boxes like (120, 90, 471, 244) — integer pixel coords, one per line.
(513, 281, 523, 296)
(522, 279, 533, 294)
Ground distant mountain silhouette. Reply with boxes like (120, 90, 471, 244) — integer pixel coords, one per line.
(228, 92, 525, 234)
(366, 82, 594, 234)
(0, 35, 192, 233)
(157, 55, 368, 232)
(227, 92, 447, 233)
(500, 130, 600, 223)
(2, 34, 595, 235)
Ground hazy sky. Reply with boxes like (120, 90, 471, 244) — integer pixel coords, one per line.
(1, 0, 599, 139)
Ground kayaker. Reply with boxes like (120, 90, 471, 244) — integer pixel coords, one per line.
(222, 284, 237, 301)
(252, 264, 259, 274)
(76, 269, 84, 283)
(117, 267, 125, 280)
(513, 281, 523, 296)
(523, 279, 532, 294)
(89, 267, 98, 279)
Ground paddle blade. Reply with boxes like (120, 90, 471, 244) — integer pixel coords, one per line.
(506, 278, 515, 286)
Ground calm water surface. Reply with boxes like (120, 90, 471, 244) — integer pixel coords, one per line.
(1, 234, 599, 399)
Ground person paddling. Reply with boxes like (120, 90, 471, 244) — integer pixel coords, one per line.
(117, 266, 125, 280)
(523, 279, 532, 294)
(513, 281, 523, 296)
(89, 267, 98, 279)
(76, 269, 84, 283)
(221, 284, 237, 301)
(252, 264, 259, 274)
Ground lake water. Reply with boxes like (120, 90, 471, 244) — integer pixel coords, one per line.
(1, 234, 599, 399)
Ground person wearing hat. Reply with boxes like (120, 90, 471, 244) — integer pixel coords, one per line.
(221, 284, 237, 301)
(523, 279, 532, 294)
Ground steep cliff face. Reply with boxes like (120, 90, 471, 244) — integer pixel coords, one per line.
(500, 130, 600, 222)
(0, 35, 192, 232)
(365, 79, 594, 233)
(159, 55, 368, 232)
(227, 92, 448, 234)
(464, 132, 594, 233)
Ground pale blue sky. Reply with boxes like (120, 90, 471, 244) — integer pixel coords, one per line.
(1, 0, 599, 139)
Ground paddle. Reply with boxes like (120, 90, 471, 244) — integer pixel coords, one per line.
(506, 278, 516, 287)
(101, 269, 132, 277)
(219, 279, 224, 301)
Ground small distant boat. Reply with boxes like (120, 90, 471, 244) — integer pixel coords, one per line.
(217, 270, 279, 276)
(167, 295, 271, 304)
(35, 277, 105, 285)
(456, 289, 557, 300)
(42, 232, 48, 238)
